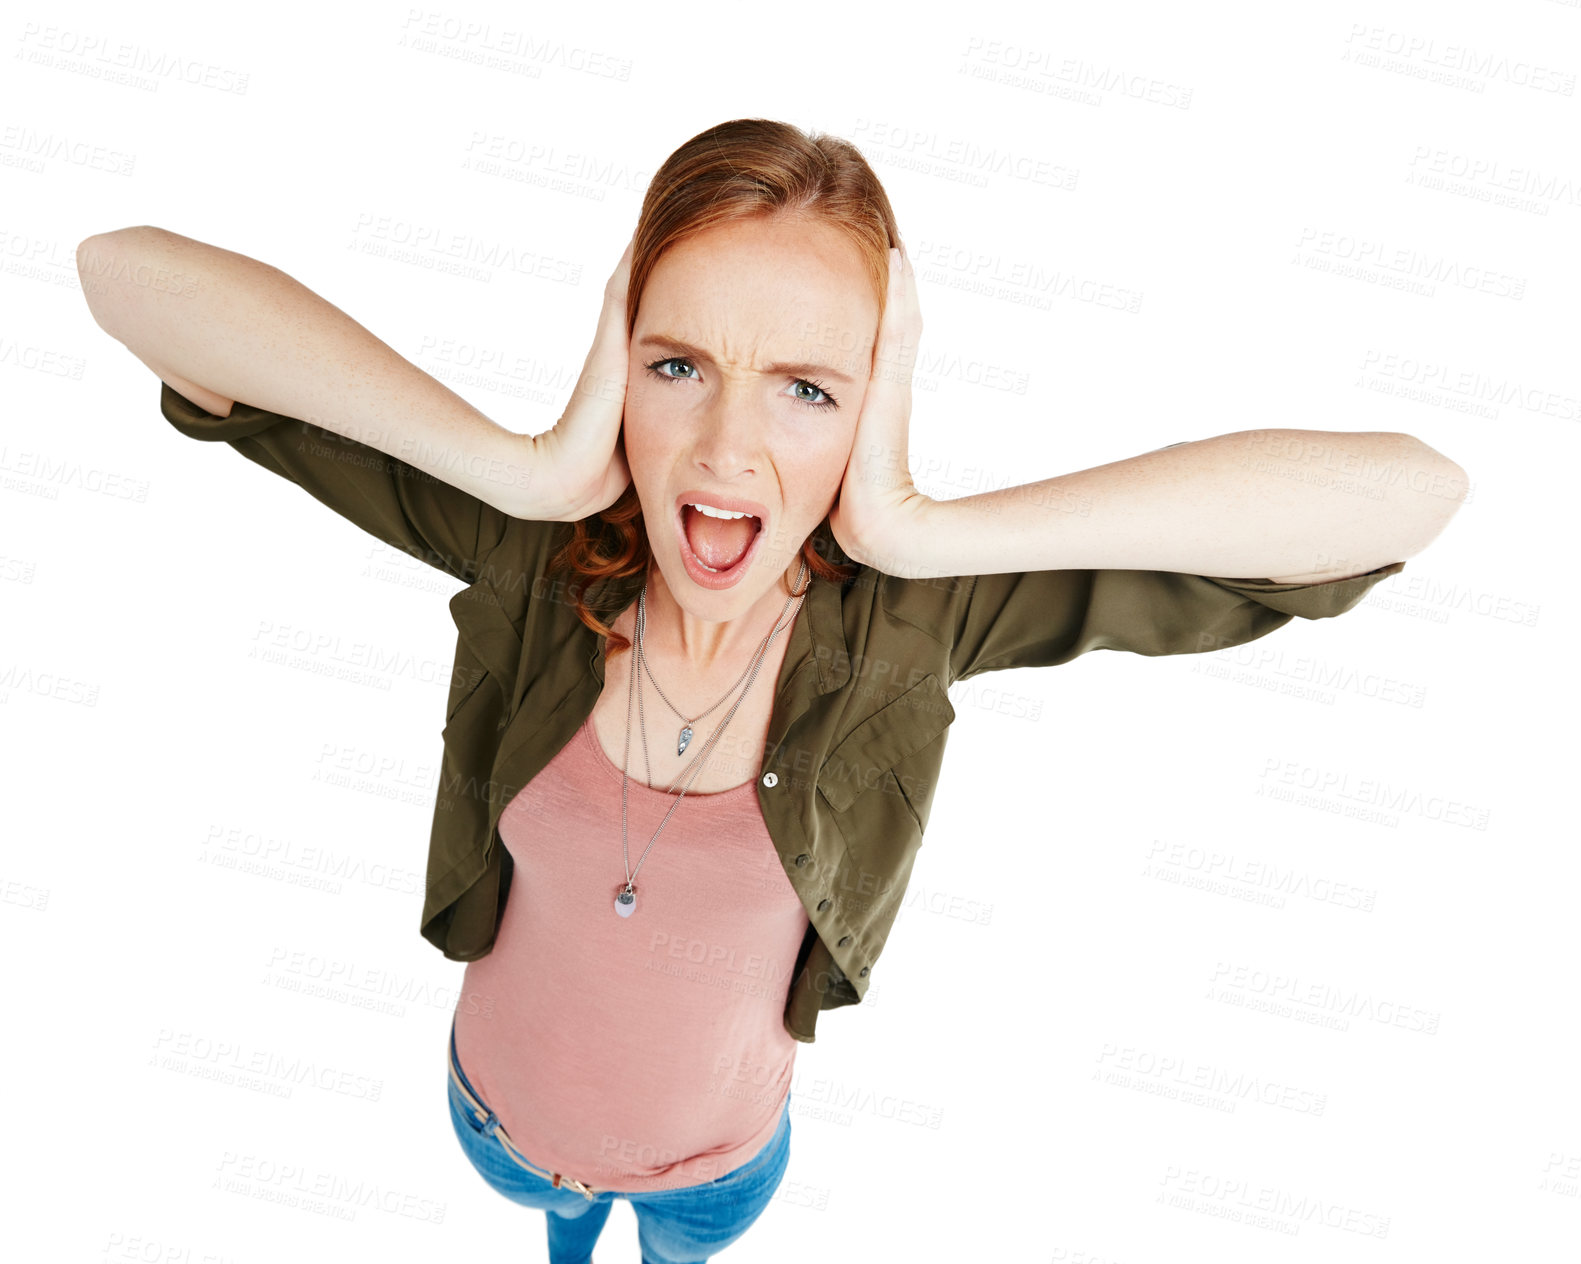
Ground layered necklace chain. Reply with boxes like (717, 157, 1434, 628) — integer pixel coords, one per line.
(613, 560, 809, 918)
(638, 622, 756, 759)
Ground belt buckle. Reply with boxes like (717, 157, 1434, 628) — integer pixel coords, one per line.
(553, 1172, 596, 1201)
(451, 1032, 598, 1203)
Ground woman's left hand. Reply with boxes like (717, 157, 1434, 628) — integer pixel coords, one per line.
(828, 242, 934, 571)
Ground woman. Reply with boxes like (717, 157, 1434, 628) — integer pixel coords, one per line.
(79, 119, 1464, 1263)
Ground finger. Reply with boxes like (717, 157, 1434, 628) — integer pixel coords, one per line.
(857, 248, 917, 484)
(874, 247, 919, 385)
(571, 238, 633, 416)
(607, 232, 634, 306)
(891, 239, 921, 335)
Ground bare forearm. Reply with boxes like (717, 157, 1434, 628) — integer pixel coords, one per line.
(866, 430, 1467, 582)
(76, 226, 542, 515)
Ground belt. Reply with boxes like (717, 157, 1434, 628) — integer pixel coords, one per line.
(448, 1029, 600, 1201)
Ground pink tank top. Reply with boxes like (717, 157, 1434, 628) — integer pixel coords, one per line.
(452, 714, 810, 1192)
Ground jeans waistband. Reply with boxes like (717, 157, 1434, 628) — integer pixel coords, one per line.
(449, 1013, 600, 1200)
(447, 1013, 792, 1198)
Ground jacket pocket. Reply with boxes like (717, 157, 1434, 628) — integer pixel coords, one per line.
(444, 578, 523, 729)
(809, 675, 955, 998)
(444, 667, 488, 725)
(816, 673, 955, 886)
(816, 673, 955, 823)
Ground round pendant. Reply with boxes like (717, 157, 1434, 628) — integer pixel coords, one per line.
(615, 889, 636, 918)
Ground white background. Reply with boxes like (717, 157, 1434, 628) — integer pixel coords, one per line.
(3, 1, 1574, 1261)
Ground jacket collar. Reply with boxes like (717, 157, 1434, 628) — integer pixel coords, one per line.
(802, 568, 853, 695)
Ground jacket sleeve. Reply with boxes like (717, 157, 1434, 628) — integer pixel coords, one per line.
(159, 382, 509, 583)
(944, 560, 1407, 683)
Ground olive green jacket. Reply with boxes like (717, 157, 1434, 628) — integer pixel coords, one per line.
(161, 384, 1406, 1044)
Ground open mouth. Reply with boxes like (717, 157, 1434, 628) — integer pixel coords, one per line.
(674, 496, 766, 589)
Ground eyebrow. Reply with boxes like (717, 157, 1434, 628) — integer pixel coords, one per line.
(635, 334, 860, 387)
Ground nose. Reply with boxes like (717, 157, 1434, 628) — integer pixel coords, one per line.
(691, 377, 762, 481)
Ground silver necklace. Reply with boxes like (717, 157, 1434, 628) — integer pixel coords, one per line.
(638, 626, 755, 758)
(614, 560, 809, 919)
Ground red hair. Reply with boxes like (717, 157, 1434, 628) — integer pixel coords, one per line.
(546, 118, 901, 656)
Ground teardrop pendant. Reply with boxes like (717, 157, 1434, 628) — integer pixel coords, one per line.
(615, 887, 636, 918)
(677, 725, 693, 757)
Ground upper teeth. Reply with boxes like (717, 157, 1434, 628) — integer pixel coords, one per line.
(690, 503, 750, 520)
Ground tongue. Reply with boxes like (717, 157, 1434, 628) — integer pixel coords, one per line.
(684, 506, 757, 570)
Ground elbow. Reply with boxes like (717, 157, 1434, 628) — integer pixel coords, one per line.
(79, 225, 163, 252)
(77, 233, 121, 333)
(77, 226, 144, 270)
(1394, 433, 1469, 486)
(1386, 432, 1472, 511)
(77, 226, 167, 274)
(1392, 442, 1470, 562)
(1412, 439, 1471, 512)
(76, 227, 164, 337)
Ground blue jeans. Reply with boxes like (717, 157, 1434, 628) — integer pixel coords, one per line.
(446, 1018, 793, 1264)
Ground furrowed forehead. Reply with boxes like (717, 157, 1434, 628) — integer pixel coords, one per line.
(634, 332, 865, 386)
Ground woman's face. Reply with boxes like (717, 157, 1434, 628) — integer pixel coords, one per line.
(624, 214, 879, 624)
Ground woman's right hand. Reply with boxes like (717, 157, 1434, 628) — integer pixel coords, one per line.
(530, 235, 635, 521)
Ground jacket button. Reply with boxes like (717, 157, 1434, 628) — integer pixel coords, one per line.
(794, 853, 809, 867)
(816, 898, 830, 912)
(761, 772, 778, 788)
(838, 935, 851, 947)
(858, 966, 869, 977)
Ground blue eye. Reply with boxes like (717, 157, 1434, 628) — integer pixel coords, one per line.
(647, 357, 697, 381)
(789, 379, 839, 410)
(642, 357, 840, 411)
